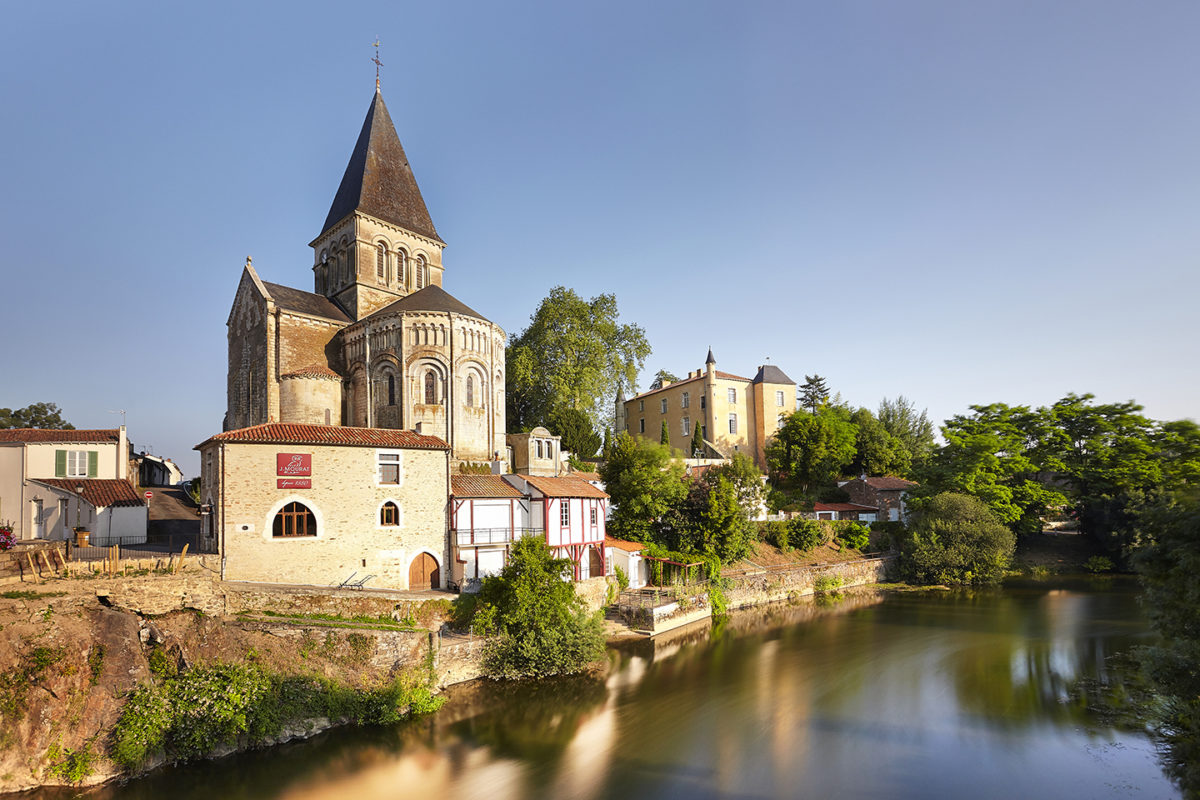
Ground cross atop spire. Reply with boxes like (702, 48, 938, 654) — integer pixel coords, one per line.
(371, 37, 383, 90)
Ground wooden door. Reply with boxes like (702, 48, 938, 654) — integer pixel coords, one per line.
(409, 553, 440, 590)
(589, 546, 604, 578)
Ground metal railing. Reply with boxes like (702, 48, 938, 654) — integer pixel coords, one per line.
(618, 583, 710, 610)
(453, 527, 537, 546)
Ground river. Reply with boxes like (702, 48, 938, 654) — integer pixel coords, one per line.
(57, 577, 1179, 800)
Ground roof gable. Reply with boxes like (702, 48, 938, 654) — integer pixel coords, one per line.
(262, 281, 352, 323)
(322, 90, 442, 244)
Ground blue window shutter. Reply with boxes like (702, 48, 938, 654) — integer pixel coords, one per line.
(55, 450, 66, 477)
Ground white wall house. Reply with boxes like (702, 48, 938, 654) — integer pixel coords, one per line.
(449, 475, 533, 587)
(0, 428, 136, 541)
(503, 474, 608, 580)
(29, 479, 147, 544)
(605, 537, 647, 589)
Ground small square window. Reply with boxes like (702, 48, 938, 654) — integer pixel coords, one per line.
(377, 451, 402, 485)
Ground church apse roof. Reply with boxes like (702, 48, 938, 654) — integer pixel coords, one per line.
(363, 285, 493, 325)
(322, 90, 443, 244)
(262, 281, 352, 323)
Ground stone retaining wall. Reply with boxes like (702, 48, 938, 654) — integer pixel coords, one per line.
(724, 556, 894, 609)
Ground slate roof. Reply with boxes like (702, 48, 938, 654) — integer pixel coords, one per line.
(752, 365, 795, 385)
(0, 429, 119, 444)
(519, 475, 609, 499)
(281, 363, 342, 380)
(451, 475, 524, 499)
(362, 284, 492, 324)
(32, 479, 145, 508)
(322, 90, 442, 243)
(197, 423, 448, 451)
(262, 281, 352, 323)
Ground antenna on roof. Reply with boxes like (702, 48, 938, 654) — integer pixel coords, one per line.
(371, 37, 383, 90)
(108, 409, 126, 428)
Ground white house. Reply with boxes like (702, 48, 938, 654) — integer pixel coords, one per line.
(503, 474, 609, 580)
(605, 537, 647, 589)
(450, 474, 532, 586)
(0, 428, 142, 542)
(28, 479, 147, 545)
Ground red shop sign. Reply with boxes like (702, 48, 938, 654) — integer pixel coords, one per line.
(277, 453, 312, 476)
(277, 478, 312, 489)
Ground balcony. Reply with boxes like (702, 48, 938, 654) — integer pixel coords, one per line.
(453, 527, 538, 547)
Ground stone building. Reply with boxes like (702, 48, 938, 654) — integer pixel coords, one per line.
(616, 350, 797, 471)
(225, 88, 506, 466)
(840, 476, 917, 523)
(196, 422, 451, 590)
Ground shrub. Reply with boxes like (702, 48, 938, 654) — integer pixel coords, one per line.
(762, 520, 790, 552)
(44, 743, 94, 783)
(470, 537, 605, 679)
(787, 518, 826, 552)
(1084, 555, 1114, 574)
(614, 564, 629, 591)
(835, 522, 870, 551)
(897, 492, 1015, 585)
(813, 575, 843, 594)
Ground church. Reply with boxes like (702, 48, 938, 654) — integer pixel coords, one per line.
(225, 87, 507, 466)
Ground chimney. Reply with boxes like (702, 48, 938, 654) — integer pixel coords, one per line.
(414, 422, 424, 435)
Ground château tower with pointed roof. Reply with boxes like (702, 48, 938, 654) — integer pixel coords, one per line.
(310, 89, 447, 321)
(225, 88, 507, 465)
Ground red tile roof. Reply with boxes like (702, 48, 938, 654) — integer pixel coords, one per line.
(451, 475, 524, 498)
(197, 423, 448, 450)
(605, 537, 644, 553)
(519, 475, 609, 499)
(813, 502, 879, 513)
(32, 479, 145, 508)
(281, 363, 342, 380)
(0, 428, 120, 444)
(571, 471, 602, 482)
(861, 477, 918, 490)
(628, 370, 753, 401)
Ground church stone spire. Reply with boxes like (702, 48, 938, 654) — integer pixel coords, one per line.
(321, 90, 442, 244)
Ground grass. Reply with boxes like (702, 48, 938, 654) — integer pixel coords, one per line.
(237, 609, 421, 632)
(1, 590, 68, 600)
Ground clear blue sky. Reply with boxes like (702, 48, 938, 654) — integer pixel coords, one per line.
(3, 1, 1198, 475)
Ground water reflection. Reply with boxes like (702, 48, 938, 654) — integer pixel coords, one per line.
(50, 579, 1177, 800)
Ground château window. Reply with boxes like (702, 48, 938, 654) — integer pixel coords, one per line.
(639, 419, 645, 433)
(376, 244, 385, 279)
(380, 501, 399, 527)
(728, 388, 737, 403)
(660, 398, 668, 414)
(466, 375, 474, 407)
(639, 400, 644, 412)
(681, 417, 691, 436)
(273, 502, 316, 538)
(776, 390, 785, 407)
(681, 392, 689, 409)
(424, 371, 436, 404)
(700, 395, 706, 410)
(729, 414, 738, 435)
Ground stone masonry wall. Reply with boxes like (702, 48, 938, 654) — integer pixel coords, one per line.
(217, 443, 450, 590)
(724, 556, 895, 609)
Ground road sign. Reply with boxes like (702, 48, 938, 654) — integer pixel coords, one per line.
(144, 491, 153, 500)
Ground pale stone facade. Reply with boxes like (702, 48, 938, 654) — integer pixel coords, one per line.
(224, 89, 506, 467)
(197, 424, 451, 591)
(618, 352, 797, 471)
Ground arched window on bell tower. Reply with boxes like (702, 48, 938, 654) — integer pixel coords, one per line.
(396, 249, 407, 287)
(416, 255, 427, 289)
(376, 243, 386, 281)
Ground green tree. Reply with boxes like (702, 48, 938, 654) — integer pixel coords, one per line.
(660, 419, 670, 446)
(878, 396, 935, 468)
(600, 432, 687, 542)
(799, 375, 829, 414)
(690, 422, 705, 457)
(703, 451, 765, 516)
(0, 403, 74, 430)
(848, 407, 911, 478)
(649, 369, 680, 390)
(766, 406, 857, 498)
(898, 492, 1015, 585)
(1135, 498, 1200, 794)
(506, 287, 651, 432)
(660, 476, 753, 564)
(918, 403, 1065, 536)
(548, 406, 602, 459)
(457, 537, 605, 679)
